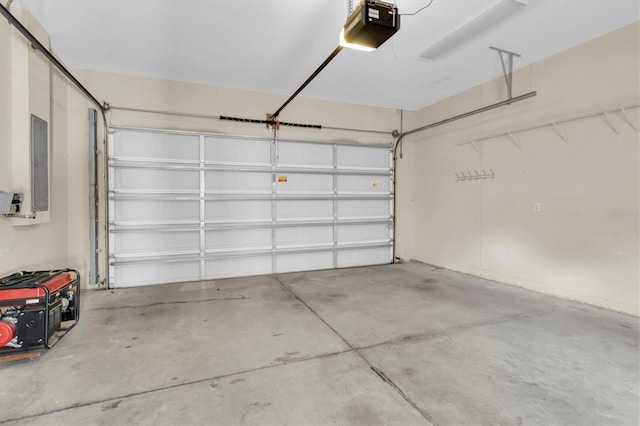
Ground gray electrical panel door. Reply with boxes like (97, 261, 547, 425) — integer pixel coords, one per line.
(30, 114, 49, 212)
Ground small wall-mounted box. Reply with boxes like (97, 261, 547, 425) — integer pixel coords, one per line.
(0, 192, 24, 215)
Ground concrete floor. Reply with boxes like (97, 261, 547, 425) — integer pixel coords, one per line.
(0, 262, 638, 425)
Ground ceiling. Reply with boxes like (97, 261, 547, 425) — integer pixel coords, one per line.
(12, 0, 640, 112)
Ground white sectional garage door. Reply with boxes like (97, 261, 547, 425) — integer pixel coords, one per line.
(108, 127, 393, 288)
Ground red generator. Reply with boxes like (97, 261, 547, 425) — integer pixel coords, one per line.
(0, 269, 80, 353)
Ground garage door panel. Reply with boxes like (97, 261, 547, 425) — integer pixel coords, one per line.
(114, 200, 199, 222)
(114, 261, 201, 288)
(115, 131, 200, 161)
(205, 136, 270, 165)
(206, 228, 272, 251)
(337, 145, 390, 169)
(337, 224, 391, 244)
(337, 200, 390, 219)
(276, 173, 333, 193)
(205, 200, 271, 222)
(276, 252, 334, 273)
(276, 200, 333, 221)
(110, 129, 393, 288)
(337, 175, 390, 193)
(276, 226, 334, 247)
(277, 141, 333, 168)
(115, 169, 199, 191)
(205, 171, 271, 193)
(115, 231, 200, 255)
(337, 247, 392, 268)
(205, 256, 272, 280)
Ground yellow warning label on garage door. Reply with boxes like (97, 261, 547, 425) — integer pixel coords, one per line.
(278, 176, 288, 183)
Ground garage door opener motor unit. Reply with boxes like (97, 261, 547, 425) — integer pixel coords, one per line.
(341, 0, 400, 50)
(0, 270, 80, 353)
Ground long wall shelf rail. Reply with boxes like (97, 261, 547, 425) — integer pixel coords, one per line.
(458, 100, 640, 153)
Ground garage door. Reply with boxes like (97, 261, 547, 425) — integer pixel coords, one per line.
(108, 127, 393, 288)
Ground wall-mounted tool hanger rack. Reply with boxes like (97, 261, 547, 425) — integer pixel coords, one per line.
(455, 169, 495, 182)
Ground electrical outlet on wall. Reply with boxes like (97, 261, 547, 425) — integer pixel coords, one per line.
(534, 202, 541, 212)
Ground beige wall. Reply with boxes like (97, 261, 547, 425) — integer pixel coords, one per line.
(0, 10, 102, 285)
(399, 22, 640, 316)
(393, 112, 417, 261)
(0, 11, 11, 208)
(0, 10, 70, 277)
(79, 69, 399, 144)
